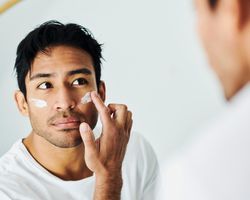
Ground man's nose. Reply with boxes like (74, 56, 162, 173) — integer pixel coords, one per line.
(53, 87, 77, 111)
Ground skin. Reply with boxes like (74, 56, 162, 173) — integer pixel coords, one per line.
(194, 0, 250, 100)
(15, 45, 133, 200)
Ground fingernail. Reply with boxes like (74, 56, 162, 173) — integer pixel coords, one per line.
(80, 123, 90, 132)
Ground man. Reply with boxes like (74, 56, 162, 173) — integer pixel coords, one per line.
(163, 0, 250, 199)
(0, 21, 159, 200)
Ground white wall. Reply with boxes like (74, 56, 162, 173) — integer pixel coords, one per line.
(0, 0, 225, 165)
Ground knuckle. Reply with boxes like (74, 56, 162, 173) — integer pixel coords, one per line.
(114, 104, 128, 110)
(107, 103, 114, 107)
(121, 104, 128, 110)
(102, 107, 110, 115)
(125, 133, 130, 142)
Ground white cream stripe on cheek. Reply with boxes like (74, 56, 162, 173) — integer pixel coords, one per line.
(29, 98, 48, 108)
(80, 92, 92, 105)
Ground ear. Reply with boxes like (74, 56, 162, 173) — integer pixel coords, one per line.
(14, 90, 29, 116)
(98, 81, 106, 102)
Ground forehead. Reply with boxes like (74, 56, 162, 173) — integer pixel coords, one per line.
(30, 45, 95, 76)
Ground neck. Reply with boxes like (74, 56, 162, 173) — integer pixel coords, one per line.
(23, 132, 93, 181)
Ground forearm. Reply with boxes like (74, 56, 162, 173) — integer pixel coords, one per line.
(94, 173, 123, 200)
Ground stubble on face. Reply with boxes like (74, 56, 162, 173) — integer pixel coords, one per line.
(28, 105, 98, 148)
(25, 45, 100, 148)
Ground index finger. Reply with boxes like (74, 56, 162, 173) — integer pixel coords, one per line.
(90, 91, 111, 124)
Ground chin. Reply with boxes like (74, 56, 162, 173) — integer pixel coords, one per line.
(224, 90, 232, 101)
(52, 138, 83, 148)
(46, 130, 83, 148)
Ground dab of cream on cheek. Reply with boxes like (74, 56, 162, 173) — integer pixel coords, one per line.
(29, 93, 91, 108)
(30, 98, 48, 108)
(80, 92, 92, 105)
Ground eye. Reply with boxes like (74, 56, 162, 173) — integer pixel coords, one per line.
(72, 78, 88, 87)
(37, 82, 53, 90)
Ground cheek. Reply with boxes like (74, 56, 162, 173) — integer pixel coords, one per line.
(197, 17, 211, 48)
(78, 103, 98, 129)
(195, 5, 216, 47)
(27, 104, 50, 129)
(197, 17, 221, 64)
(79, 92, 92, 105)
(27, 102, 50, 118)
(28, 91, 97, 115)
(27, 98, 51, 121)
(29, 98, 48, 108)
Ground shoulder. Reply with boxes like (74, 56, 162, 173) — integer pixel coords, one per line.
(207, 84, 250, 134)
(0, 144, 23, 199)
(0, 141, 20, 173)
(0, 140, 26, 186)
(161, 86, 250, 200)
(122, 131, 160, 198)
(126, 131, 158, 165)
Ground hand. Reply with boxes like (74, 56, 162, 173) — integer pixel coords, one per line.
(79, 91, 133, 200)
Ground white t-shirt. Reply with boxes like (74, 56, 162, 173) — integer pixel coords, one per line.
(0, 132, 159, 200)
(161, 84, 250, 200)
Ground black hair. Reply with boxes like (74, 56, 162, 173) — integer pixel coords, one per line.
(14, 20, 103, 97)
(209, 0, 218, 9)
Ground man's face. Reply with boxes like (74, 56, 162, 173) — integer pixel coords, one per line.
(194, 0, 249, 99)
(22, 45, 104, 148)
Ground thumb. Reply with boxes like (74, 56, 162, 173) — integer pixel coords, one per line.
(80, 122, 95, 143)
(79, 122, 99, 171)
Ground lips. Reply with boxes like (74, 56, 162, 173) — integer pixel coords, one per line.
(52, 117, 81, 129)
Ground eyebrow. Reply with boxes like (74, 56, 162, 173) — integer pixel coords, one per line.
(30, 73, 55, 81)
(67, 68, 92, 76)
(30, 68, 92, 81)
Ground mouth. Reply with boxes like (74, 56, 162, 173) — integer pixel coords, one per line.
(51, 117, 81, 130)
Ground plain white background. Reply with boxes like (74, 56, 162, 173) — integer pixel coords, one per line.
(0, 0, 225, 166)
